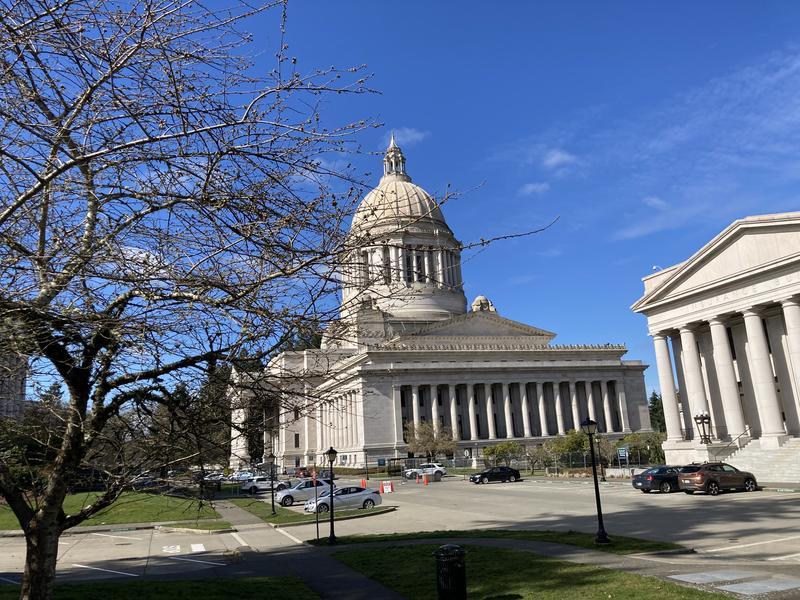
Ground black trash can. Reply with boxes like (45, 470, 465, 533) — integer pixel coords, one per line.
(433, 544, 466, 599)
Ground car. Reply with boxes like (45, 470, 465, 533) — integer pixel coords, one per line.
(678, 462, 758, 496)
(275, 478, 335, 507)
(241, 476, 291, 494)
(404, 463, 447, 481)
(469, 466, 521, 484)
(631, 465, 681, 493)
(304, 486, 382, 513)
(228, 470, 254, 482)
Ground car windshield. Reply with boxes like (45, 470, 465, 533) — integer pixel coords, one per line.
(680, 466, 701, 473)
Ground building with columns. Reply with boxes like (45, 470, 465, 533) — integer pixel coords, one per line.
(229, 138, 650, 470)
(633, 212, 800, 482)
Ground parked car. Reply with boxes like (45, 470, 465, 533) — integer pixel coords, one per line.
(404, 463, 447, 481)
(469, 466, 521, 484)
(241, 476, 291, 494)
(275, 478, 335, 507)
(304, 486, 382, 513)
(229, 470, 254, 482)
(678, 462, 758, 496)
(631, 465, 681, 493)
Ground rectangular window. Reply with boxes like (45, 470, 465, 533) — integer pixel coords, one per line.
(294, 433, 300, 448)
(382, 247, 392, 284)
(405, 254, 413, 283)
(415, 254, 425, 282)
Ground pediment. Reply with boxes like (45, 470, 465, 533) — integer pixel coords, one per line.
(634, 213, 800, 311)
(395, 310, 556, 342)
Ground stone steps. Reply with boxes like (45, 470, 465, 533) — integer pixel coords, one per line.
(725, 438, 800, 483)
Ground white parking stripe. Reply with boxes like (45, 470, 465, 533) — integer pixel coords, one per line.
(229, 532, 247, 547)
(704, 534, 800, 553)
(190, 544, 205, 553)
(768, 552, 800, 561)
(0, 577, 19, 585)
(275, 527, 304, 545)
(167, 556, 225, 566)
(91, 533, 142, 541)
(72, 563, 138, 577)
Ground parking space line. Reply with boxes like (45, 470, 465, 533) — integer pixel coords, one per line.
(0, 577, 19, 585)
(229, 532, 247, 547)
(704, 534, 800, 553)
(190, 544, 205, 553)
(72, 563, 139, 577)
(275, 527, 304, 545)
(768, 552, 800, 561)
(91, 533, 142, 541)
(167, 556, 225, 566)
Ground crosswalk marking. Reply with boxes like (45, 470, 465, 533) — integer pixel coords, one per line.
(190, 543, 205, 553)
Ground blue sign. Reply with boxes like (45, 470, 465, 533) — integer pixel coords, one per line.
(617, 447, 628, 459)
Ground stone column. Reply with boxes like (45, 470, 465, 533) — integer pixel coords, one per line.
(430, 384, 440, 434)
(316, 405, 323, 454)
(537, 383, 549, 436)
(454, 250, 463, 287)
(422, 249, 432, 282)
(569, 380, 580, 431)
(436, 249, 445, 287)
(554, 382, 565, 435)
(585, 381, 597, 421)
(679, 326, 711, 421)
(742, 309, 786, 437)
(449, 384, 459, 440)
(502, 382, 514, 438)
(392, 386, 404, 446)
(652, 334, 684, 441)
(397, 244, 406, 285)
(520, 383, 532, 437)
(616, 380, 630, 432)
(485, 384, 497, 439)
(411, 384, 420, 427)
(782, 298, 800, 393)
(601, 380, 613, 432)
(468, 383, 479, 440)
(708, 318, 746, 438)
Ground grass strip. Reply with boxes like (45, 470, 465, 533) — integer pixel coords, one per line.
(0, 492, 219, 530)
(230, 497, 390, 525)
(0, 576, 317, 599)
(307, 528, 685, 555)
(158, 520, 233, 531)
(333, 544, 725, 599)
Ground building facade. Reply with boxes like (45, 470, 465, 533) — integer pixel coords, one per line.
(230, 139, 650, 470)
(633, 212, 800, 482)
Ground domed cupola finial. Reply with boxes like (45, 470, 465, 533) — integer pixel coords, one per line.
(383, 132, 410, 181)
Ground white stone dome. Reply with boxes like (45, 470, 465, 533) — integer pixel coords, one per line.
(351, 174, 446, 233)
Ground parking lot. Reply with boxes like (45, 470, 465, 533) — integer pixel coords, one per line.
(1, 475, 799, 592)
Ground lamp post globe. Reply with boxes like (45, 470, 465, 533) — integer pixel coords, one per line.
(580, 418, 611, 545)
(324, 447, 337, 545)
(268, 451, 276, 516)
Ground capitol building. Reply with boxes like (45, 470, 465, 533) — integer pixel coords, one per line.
(230, 139, 651, 470)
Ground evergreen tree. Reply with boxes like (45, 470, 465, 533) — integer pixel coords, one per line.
(648, 391, 665, 432)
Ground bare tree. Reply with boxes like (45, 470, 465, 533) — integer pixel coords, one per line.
(403, 421, 457, 460)
(0, 1, 372, 597)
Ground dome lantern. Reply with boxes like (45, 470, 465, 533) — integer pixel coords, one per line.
(383, 133, 410, 181)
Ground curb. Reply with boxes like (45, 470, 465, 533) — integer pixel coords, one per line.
(155, 525, 237, 535)
(272, 506, 398, 529)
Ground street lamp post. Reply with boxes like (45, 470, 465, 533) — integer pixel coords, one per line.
(324, 446, 338, 545)
(580, 418, 611, 545)
(268, 451, 276, 516)
(693, 411, 711, 444)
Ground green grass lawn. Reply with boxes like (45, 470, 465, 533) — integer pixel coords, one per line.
(307, 528, 685, 555)
(333, 544, 726, 600)
(230, 497, 392, 525)
(0, 577, 317, 599)
(0, 493, 219, 530)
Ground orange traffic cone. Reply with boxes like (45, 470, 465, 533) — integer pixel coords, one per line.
(360, 478, 366, 488)
(423, 474, 429, 486)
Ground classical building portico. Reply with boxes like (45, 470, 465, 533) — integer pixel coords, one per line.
(230, 138, 651, 470)
(634, 213, 800, 476)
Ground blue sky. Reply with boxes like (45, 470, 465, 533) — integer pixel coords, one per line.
(245, 2, 800, 393)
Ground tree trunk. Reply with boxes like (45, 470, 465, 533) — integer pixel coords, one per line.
(20, 515, 61, 600)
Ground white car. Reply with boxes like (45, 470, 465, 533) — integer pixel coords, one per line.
(304, 486, 382, 513)
(275, 478, 334, 507)
(229, 470, 254, 481)
(240, 476, 291, 494)
(404, 463, 447, 481)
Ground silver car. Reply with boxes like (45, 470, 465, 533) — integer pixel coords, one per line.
(275, 478, 334, 507)
(304, 486, 382, 513)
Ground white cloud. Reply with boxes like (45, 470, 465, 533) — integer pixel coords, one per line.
(518, 182, 550, 196)
(542, 148, 578, 170)
(384, 127, 430, 148)
(642, 196, 669, 210)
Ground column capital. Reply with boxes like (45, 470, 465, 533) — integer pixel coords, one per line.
(741, 307, 764, 318)
(708, 315, 731, 327)
(781, 296, 800, 308)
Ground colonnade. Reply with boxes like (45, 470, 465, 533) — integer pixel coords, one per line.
(354, 244, 463, 288)
(391, 378, 631, 445)
(316, 389, 363, 451)
(652, 298, 800, 443)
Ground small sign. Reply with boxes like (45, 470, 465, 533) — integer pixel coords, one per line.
(617, 447, 628, 459)
(381, 480, 394, 493)
(377, 458, 386, 467)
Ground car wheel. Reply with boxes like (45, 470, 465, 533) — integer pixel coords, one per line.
(317, 503, 328, 513)
(481, 476, 489, 484)
(659, 481, 672, 493)
(281, 496, 294, 507)
(434, 472, 443, 482)
(363, 499, 375, 509)
(707, 481, 720, 496)
(642, 489, 651, 493)
(508, 475, 516, 483)
(744, 478, 757, 492)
